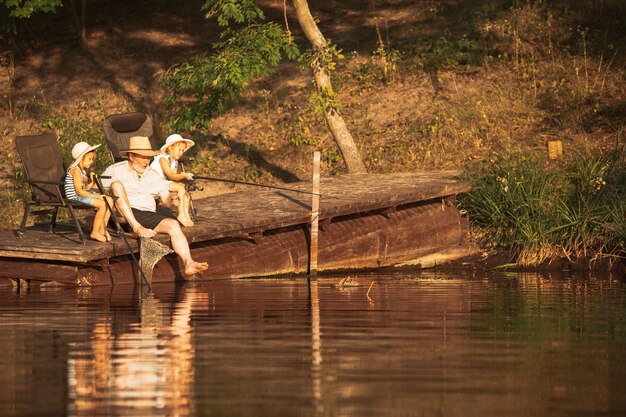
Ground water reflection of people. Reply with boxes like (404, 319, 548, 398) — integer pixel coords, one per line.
(68, 287, 208, 416)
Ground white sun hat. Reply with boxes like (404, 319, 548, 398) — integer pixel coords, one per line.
(68, 142, 101, 170)
(160, 133, 195, 153)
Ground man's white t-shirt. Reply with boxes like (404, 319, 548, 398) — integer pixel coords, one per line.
(100, 161, 169, 212)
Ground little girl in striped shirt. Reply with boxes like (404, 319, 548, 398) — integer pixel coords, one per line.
(64, 142, 114, 242)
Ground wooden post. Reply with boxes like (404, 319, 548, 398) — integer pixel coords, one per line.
(309, 151, 321, 276)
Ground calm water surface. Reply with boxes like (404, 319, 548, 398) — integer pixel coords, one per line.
(1, 271, 626, 417)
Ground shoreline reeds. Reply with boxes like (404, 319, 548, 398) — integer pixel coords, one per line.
(460, 146, 625, 269)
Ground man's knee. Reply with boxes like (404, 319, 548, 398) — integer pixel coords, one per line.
(157, 217, 181, 233)
(110, 181, 125, 194)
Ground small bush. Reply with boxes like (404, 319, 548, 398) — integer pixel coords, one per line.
(460, 147, 625, 267)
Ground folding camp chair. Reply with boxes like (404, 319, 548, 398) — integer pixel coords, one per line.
(103, 111, 198, 220)
(103, 111, 157, 162)
(14, 132, 94, 244)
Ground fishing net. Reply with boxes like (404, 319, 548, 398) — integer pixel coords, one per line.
(139, 237, 174, 283)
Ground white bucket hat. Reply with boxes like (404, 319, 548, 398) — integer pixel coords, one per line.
(68, 142, 101, 170)
(160, 133, 195, 153)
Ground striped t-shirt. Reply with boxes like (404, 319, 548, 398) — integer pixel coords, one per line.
(64, 166, 87, 200)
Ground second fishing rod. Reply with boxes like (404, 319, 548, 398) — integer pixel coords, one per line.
(188, 175, 323, 197)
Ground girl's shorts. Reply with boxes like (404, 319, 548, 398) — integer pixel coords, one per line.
(74, 191, 98, 206)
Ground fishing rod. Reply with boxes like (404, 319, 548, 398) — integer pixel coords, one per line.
(193, 175, 322, 196)
(93, 175, 152, 290)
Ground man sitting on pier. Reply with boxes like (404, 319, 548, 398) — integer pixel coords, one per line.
(100, 136, 208, 277)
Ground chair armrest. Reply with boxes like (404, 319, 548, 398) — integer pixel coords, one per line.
(25, 178, 64, 185)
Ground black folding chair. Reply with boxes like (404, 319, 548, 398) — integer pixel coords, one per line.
(103, 111, 156, 162)
(14, 132, 94, 244)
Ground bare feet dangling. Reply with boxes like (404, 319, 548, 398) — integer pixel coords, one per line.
(184, 260, 208, 276)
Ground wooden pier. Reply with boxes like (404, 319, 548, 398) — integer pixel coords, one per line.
(0, 172, 473, 286)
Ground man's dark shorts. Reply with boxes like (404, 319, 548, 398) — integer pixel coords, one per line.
(131, 206, 177, 230)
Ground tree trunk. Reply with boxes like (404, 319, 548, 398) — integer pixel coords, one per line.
(69, 0, 87, 49)
(292, 0, 367, 173)
(6, 52, 15, 119)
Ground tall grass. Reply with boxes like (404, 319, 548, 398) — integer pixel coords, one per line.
(460, 147, 625, 268)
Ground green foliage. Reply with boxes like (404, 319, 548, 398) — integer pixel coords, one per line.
(0, 0, 60, 18)
(558, 151, 626, 258)
(298, 43, 344, 72)
(41, 98, 118, 171)
(419, 36, 483, 72)
(0, 0, 61, 34)
(287, 112, 316, 147)
(202, 0, 264, 27)
(161, 2, 298, 131)
(308, 86, 341, 115)
(373, 44, 400, 84)
(298, 43, 344, 117)
(460, 149, 626, 267)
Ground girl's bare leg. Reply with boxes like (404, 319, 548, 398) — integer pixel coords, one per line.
(91, 199, 107, 242)
(180, 191, 194, 227)
(170, 182, 193, 227)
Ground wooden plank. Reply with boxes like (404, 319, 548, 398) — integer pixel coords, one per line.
(0, 173, 472, 264)
(0, 258, 79, 282)
(14, 200, 467, 284)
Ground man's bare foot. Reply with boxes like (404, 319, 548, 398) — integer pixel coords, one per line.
(90, 232, 107, 243)
(184, 260, 208, 276)
(134, 226, 156, 238)
(178, 215, 194, 227)
(104, 231, 112, 241)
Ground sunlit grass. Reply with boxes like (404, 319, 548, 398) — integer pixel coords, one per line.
(460, 146, 625, 268)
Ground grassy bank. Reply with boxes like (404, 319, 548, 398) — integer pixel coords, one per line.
(460, 144, 625, 269)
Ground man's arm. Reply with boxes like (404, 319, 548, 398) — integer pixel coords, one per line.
(110, 181, 157, 238)
(154, 175, 179, 207)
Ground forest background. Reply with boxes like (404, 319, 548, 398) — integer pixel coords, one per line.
(0, 0, 624, 268)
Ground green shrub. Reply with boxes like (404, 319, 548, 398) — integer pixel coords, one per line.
(460, 148, 625, 267)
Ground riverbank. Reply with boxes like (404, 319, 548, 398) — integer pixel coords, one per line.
(1, 0, 625, 270)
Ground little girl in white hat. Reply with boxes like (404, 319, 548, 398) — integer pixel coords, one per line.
(150, 133, 195, 227)
(64, 141, 115, 242)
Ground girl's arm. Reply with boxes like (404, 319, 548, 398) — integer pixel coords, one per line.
(71, 169, 103, 199)
(159, 158, 193, 181)
(85, 172, 97, 191)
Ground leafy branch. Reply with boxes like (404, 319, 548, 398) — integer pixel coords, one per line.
(298, 42, 344, 72)
(161, 21, 298, 130)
